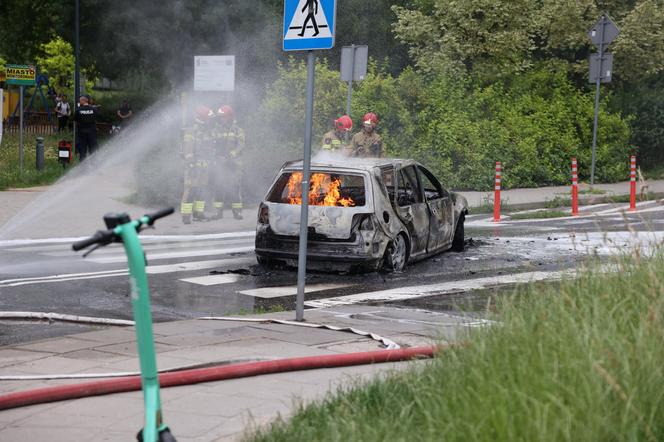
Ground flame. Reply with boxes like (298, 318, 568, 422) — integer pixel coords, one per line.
(285, 172, 355, 207)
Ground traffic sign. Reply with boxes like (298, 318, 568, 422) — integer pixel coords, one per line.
(341, 45, 368, 82)
(283, 0, 336, 51)
(589, 53, 613, 83)
(588, 14, 619, 47)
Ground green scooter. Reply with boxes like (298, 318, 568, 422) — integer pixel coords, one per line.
(73, 208, 176, 442)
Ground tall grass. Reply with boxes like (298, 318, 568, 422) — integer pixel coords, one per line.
(0, 132, 71, 189)
(248, 252, 664, 441)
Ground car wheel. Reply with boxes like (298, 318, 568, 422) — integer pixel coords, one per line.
(383, 233, 408, 272)
(451, 214, 465, 252)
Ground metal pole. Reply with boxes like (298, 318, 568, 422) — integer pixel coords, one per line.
(19, 85, 24, 175)
(590, 15, 606, 186)
(345, 45, 355, 117)
(296, 50, 316, 322)
(74, 0, 80, 151)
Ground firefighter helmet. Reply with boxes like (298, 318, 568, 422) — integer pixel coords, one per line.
(195, 105, 213, 124)
(335, 115, 353, 132)
(217, 105, 234, 121)
(363, 112, 379, 127)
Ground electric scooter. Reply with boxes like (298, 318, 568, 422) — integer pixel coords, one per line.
(73, 208, 177, 442)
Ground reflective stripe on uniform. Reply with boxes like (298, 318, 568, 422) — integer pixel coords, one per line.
(231, 202, 243, 209)
(194, 201, 206, 212)
(180, 203, 194, 214)
(213, 202, 224, 209)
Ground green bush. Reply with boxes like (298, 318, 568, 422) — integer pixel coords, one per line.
(412, 62, 630, 190)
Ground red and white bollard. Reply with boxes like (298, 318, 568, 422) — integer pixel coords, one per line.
(571, 157, 579, 216)
(629, 155, 637, 212)
(493, 162, 501, 222)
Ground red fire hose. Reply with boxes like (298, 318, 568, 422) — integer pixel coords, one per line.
(0, 346, 440, 411)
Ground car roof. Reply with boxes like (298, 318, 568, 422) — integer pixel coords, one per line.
(282, 157, 418, 172)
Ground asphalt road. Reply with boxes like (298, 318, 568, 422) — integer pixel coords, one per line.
(1, 200, 663, 345)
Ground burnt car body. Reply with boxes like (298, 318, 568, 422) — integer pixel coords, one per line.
(255, 158, 468, 272)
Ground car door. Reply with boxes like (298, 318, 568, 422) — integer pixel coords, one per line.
(417, 166, 454, 252)
(394, 165, 429, 258)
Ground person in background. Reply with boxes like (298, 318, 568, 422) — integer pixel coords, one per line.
(74, 94, 99, 161)
(55, 94, 71, 133)
(321, 115, 353, 154)
(116, 100, 133, 125)
(211, 105, 246, 220)
(350, 112, 383, 158)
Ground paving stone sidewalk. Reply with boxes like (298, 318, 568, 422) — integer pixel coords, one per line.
(0, 305, 478, 441)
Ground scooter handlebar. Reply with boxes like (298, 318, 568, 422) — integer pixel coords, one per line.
(72, 230, 114, 251)
(145, 207, 174, 225)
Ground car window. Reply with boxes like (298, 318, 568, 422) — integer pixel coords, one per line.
(267, 171, 366, 207)
(418, 166, 448, 201)
(380, 166, 395, 201)
(397, 166, 423, 207)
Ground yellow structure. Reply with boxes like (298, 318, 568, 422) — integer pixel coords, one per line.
(2, 89, 19, 120)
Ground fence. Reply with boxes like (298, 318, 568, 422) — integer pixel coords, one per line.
(3, 112, 57, 135)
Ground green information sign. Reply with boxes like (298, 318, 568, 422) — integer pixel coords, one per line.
(5, 64, 36, 86)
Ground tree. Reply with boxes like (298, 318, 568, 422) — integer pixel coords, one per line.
(35, 37, 75, 89)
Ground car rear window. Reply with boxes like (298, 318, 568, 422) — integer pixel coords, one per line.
(267, 172, 366, 207)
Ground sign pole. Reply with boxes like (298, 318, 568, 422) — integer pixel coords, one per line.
(345, 44, 355, 117)
(296, 50, 316, 322)
(19, 85, 24, 176)
(590, 15, 606, 186)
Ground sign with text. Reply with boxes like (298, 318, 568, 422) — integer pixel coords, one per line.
(193, 56, 235, 92)
(5, 64, 36, 86)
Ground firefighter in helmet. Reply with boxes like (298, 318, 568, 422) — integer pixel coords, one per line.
(321, 115, 353, 154)
(350, 112, 383, 158)
(211, 105, 246, 220)
(180, 105, 215, 224)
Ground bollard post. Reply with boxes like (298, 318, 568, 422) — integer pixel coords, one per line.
(35, 137, 45, 171)
(493, 162, 501, 222)
(629, 155, 636, 212)
(571, 157, 579, 216)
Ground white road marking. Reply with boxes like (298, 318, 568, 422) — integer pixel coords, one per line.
(87, 246, 255, 264)
(0, 257, 255, 288)
(179, 274, 241, 286)
(304, 269, 572, 308)
(239, 283, 352, 299)
(42, 238, 254, 257)
(0, 231, 256, 248)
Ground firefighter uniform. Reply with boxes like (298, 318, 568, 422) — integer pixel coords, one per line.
(211, 122, 246, 220)
(350, 131, 383, 158)
(180, 122, 214, 224)
(321, 130, 344, 151)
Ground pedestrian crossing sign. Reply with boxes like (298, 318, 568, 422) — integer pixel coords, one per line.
(283, 0, 336, 51)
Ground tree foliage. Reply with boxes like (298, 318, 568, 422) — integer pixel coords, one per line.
(35, 37, 75, 89)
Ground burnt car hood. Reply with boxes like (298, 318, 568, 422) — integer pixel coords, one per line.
(266, 203, 372, 239)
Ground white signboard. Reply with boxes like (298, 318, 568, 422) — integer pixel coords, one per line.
(194, 56, 235, 92)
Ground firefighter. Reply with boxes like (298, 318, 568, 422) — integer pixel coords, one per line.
(321, 115, 353, 153)
(211, 105, 246, 220)
(180, 106, 214, 224)
(350, 112, 383, 158)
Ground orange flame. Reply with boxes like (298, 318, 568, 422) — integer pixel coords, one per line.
(285, 172, 355, 207)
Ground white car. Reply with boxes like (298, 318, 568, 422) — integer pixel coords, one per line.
(255, 158, 468, 272)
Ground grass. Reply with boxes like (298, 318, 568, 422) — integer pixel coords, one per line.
(470, 195, 511, 214)
(509, 209, 569, 220)
(578, 187, 607, 195)
(0, 132, 73, 190)
(247, 251, 664, 442)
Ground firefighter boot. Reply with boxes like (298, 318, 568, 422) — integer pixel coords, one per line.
(181, 203, 194, 225)
(193, 200, 206, 222)
(232, 203, 243, 220)
(210, 202, 224, 220)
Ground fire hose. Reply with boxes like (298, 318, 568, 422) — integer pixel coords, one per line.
(0, 346, 441, 411)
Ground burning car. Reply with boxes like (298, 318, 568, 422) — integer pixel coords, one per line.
(255, 158, 468, 272)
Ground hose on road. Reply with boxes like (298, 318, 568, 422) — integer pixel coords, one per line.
(0, 346, 441, 411)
